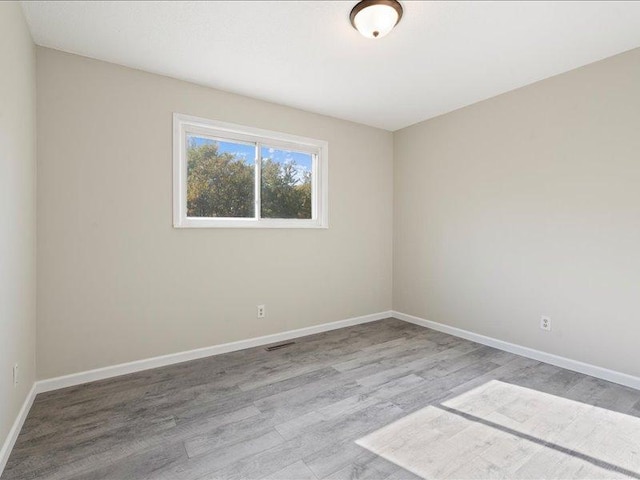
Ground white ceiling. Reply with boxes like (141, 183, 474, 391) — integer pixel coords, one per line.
(21, 1, 640, 131)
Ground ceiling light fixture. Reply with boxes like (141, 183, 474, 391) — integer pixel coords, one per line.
(350, 0, 403, 39)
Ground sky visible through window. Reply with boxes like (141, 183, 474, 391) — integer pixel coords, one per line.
(189, 136, 312, 184)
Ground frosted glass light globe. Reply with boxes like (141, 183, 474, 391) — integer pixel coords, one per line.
(350, 1, 403, 39)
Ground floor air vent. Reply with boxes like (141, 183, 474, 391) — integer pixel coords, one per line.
(265, 342, 295, 351)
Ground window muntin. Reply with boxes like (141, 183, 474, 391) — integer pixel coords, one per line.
(173, 114, 328, 228)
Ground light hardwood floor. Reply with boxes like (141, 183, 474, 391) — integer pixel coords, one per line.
(3, 318, 639, 479)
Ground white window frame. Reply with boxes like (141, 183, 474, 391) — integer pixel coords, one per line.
(173, 113, 328, 229)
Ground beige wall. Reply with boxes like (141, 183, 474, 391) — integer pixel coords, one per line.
(0, 2, 37, 452)
(394, 47, 640, 377)
(36, 48, 393, 379)
(34, 40, 640, 381)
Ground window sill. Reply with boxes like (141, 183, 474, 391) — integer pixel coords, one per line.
(174, 218, 328, 229)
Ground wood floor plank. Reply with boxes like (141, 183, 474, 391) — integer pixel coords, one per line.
(3, 318, 639, 480)
(65, 443, 189, 480)
(261, 460, 318, 480)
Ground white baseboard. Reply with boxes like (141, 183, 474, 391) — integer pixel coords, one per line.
(36, 311, 393, 394)
(392, 311, 640, 391)
(0, 383, 36, 476)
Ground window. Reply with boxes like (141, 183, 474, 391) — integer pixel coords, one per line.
(173, 114, 328, 228)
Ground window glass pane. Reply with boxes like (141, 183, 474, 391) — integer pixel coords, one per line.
(186, 135, 255, 218)
(261, 146, 313, 219)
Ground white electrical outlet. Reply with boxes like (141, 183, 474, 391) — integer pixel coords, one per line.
(13, 363, 18, 387)
(540, 316, 551, 331)
(257, 305, 266, 319)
